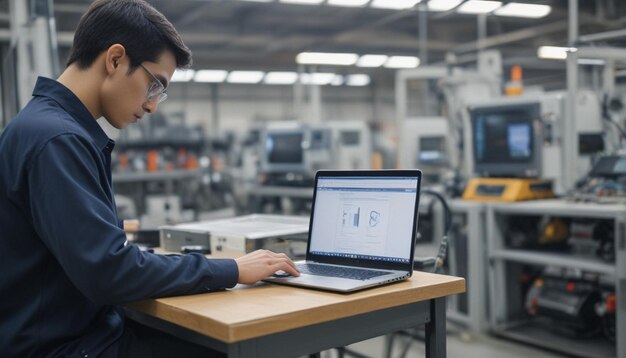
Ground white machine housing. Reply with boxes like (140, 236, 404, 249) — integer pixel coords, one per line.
(398, 117, 451, 183)
(314, 120, 372, 170)
(160, 214, 310, 258)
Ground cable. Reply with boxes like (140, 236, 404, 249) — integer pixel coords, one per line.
(606, 118, 626, 141)
(420, 189, 451, 273)
(602, 95, 626, 141)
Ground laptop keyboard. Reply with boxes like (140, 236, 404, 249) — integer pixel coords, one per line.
(296, 263, 390, 281)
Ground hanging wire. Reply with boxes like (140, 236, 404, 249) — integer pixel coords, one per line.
(420, 189, 452, 273)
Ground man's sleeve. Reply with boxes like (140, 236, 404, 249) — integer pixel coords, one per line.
(28, 133, 239, 305)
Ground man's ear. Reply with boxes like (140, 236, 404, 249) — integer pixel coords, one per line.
(104, 44, 127, 75)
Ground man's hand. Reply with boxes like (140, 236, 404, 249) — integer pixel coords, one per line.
(235, 250, 300, 284)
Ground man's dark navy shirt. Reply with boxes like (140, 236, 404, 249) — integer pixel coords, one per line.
(0, 77, 239, 357)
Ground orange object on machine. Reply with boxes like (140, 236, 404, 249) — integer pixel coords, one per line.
(118, 152, 129, 169)
(606, 294, 616, 314)
(371, 151, 383, 170)
(505, 65, 524, 96)
(147, 150, 159, 172)
(185, 154, 198, 170)
(511, 65, 522, 81)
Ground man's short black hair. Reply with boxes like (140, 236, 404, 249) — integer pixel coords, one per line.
(66, 0, 191, 70)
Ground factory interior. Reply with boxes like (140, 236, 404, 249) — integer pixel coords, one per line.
(1, 0, 626, 357)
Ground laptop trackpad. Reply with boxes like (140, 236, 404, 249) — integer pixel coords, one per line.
(285, 274, 350, 283)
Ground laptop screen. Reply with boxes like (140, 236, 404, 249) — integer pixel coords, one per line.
(308, 175, 419, 265)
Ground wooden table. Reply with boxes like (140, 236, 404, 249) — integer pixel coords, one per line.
(125, 271, 465, 357)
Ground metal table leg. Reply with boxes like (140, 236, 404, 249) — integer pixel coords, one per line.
(425, 297, 446, 358)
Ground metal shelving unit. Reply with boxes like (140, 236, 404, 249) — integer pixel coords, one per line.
(112, 169, 204, 183)
(497, 321, 616, 358)
(490, 250, 616, 276)
(446, 200, 489, 332)
(487, 199, 626, 358)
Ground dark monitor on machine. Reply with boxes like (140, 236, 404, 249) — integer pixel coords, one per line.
(471, 103, 541, 177)
(261, 130, 306, 174)
(340, 130, 361, 146)
(589, 155, 626, 179)
(418, 136, 446, 165)
(267, 132, 303, 164)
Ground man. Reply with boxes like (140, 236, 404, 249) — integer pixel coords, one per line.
(0, 1, 299, 357)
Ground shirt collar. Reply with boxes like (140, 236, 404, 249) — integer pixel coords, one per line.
(32, 76, 112, 151)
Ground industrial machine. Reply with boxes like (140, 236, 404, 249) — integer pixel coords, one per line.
(524, 269, 615, 340)
(463, 91, 604, 201)
(259, 120, 371, 186)
(503, 213, 615, 263)
(569, 154, 626, 204)
(396, 56, 503, 181)
(160, 214, 309, 258)
(259, 121, 310, 182)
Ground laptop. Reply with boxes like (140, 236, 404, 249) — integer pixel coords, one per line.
(264, 169, 422, 292)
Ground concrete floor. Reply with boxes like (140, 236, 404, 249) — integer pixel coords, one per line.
(317, 323, 567, 358)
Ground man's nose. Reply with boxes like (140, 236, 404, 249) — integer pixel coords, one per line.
(143, 100, 157, 114)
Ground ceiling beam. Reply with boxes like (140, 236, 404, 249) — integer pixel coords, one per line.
(452, 20, 569, 54)
(261, 7, 420, 54)
(175, 2, 221, 27)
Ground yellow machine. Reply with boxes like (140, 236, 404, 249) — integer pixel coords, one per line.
(462, 177, 554, 202)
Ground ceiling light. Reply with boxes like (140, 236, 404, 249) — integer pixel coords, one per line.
(371, 0, 422, 10)
(226, 71, 265, 84)
(331, 75, 344, 86)
(300, 73, 337, 85)
(494, 3, 551, 18)
(427, 0, 462, 12)
(327, 0, 370, 7)
(537, 46, 576, 60)
(193, 70, 227, 83)
(357, 54, 388, 67)
(264, 72, 299, 85)
(577, 59, 605, 66)
(384, 56, 420, 68)
(280, 0, 324, 4)
(171, 69, 195, 82)
(346, 74, 371, 86)
(296, 52, 359, 66)
(457, 0, 502, 14)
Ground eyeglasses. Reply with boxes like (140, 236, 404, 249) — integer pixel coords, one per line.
(139, 63, 168, 104)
